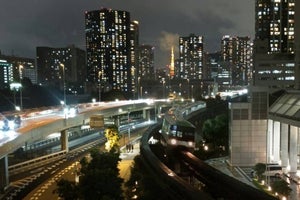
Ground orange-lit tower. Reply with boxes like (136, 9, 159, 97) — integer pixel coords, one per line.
(169, 46, 175, 78)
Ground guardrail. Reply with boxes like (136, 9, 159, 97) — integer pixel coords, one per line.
(179, 151, 277, 200)
(8, 150, 67, 172)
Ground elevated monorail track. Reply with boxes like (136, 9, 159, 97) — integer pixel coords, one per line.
(178, 150, 277, 200)
(140, 100, 277, 200)
(140, 124, 213, 200)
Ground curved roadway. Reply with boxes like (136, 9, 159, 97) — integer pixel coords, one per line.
(0, 100, 158, 160)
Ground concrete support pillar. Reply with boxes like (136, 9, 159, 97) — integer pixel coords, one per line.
(157, 105, 161, 117)
(280, 123, 289, 167)
(267, 119, 273, 163)
(114, 116, 120, 127)
(289, 125, 298, 173)
(273, 121, 280, 163)
(143, 109, 150, 121)
(61, 129, 69, 153)
(0, 156, 9, 190)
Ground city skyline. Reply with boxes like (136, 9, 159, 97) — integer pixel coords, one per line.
(0, 0, 254, 68)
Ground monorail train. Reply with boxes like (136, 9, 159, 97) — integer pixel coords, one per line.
(159, 107, 196, 150)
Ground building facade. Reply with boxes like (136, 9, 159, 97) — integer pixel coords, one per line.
(229, 87, 269, 166)
(254, 0, 296, 89)
(178, 34, 204, 80)
(0, 54, 36, 84)
(85, 8, 132, 95)
(255, 0, 295, 54)
(221, 35, 252, 86)
(138, 45, 155, 80)
(0, 60, 13, 89)
(130, 20, 140, 98)
(229, 0, 300, 167)
(36, 45, 86, 95)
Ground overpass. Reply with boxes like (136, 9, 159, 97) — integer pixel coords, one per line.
(0, 99, 171, 190)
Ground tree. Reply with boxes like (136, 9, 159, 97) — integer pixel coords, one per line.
(125, 156, 169, 200)
(79, 150, 123, 200)
(54, 149, 123, 200)
(271, 180, 292, 197)
(253, 163, 266, 180)
(104, 125, 121, 152)
(54, 179, 79, 200)
(202, 114, 228, 150)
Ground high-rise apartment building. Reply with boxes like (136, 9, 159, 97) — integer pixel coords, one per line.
(36, 45, 86, 94)
(0, 53, 36, 84)
(130, 21, 139, 96)
(205, 52, 232, 90)
(0, 60, 13, 89)
(253, 0, 296, 89)
(221, 35, 252, 86)
(229, 0, 298, 167)
(138, 45, 155, 80)
(256, 0, 295, 53)
(85, 8, 132, 94)
(178, 34, 204, 80)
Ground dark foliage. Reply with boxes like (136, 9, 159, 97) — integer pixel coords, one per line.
(54, 149, 123, 200)
(125, 155, 169, 200)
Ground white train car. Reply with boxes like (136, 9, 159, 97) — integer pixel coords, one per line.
(160, 106, 197, 151)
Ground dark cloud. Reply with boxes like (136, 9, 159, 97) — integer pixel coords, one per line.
(0, 0, 254, 68)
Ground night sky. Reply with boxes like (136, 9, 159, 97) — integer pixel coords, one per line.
(0, 0, 254, 68)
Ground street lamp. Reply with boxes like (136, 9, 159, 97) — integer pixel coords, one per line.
(187, 79, 190, 99)
(19, 65, 23, 109)
(127, 110, 131, 142)
(191, 85, 194, 99)
(60, 63, 66, 106)
(10, 82, 22, 110)
(162, 78, 165, 99)
(98, 71, 102, 102)
(137, 77, 141, 99)
(179, 83, 182, 96)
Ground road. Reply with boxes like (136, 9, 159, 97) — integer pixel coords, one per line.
(22, 132, 143, 199)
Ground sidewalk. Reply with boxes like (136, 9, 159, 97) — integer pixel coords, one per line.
(119, 142, 140, 183)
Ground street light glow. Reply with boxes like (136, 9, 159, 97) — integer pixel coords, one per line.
(60, 63, 66, 106)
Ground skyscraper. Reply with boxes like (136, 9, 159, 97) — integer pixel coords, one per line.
(178, 34, 204, 80)
(85, 8, 132, 94)
(255, 0, 295, 54)
(138, 44, 155, 80)
(253, 0, 296, 89)
(221, 35, 252, 86)
(130, 20, 139, 96)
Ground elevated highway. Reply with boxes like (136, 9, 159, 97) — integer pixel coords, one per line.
(0, 99, 171, 190)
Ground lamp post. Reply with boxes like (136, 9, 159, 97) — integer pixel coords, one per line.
(191, 85, 194, 99)
(162, 78, 165, 99)
(98, 71, 102, 102)
(187, 79, 190, 99)
(179, 83, 182, 96)
(19, 65, 23, 110)
(127, 110, 131, 142)
(10, 83, 22, 110)
(138, 77, 141, 99)
(60, 63, 66, 106)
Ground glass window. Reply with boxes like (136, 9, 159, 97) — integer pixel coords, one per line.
(177, 131, 183, 138)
